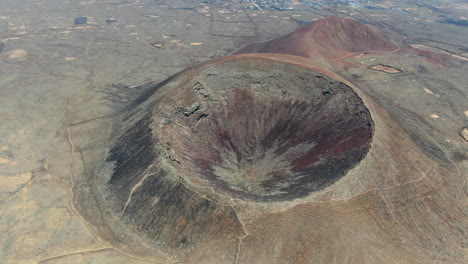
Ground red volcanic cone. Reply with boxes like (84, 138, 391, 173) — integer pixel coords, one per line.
(235, 16, 398, 61)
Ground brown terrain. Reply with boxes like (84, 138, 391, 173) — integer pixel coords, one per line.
(367, 64, 402, 73)
(234, 16, 399, 62)
(1, 1, 467, 263)
(58, 16, 466, 264)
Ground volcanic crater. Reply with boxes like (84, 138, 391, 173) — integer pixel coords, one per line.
(154, 57, 374, 202)
(60, 16, 468, 264)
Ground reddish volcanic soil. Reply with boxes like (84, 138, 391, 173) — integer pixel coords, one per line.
(235, 16, 398, 61)
(368, 64, 402, 73)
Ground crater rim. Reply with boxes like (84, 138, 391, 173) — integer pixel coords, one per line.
(154, 56, 374, 202)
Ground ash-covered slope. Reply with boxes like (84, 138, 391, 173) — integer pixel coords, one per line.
(235, 16, 398, 60)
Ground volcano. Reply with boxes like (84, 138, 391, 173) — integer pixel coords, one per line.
(235, 16, 398, 61)
(153, 57, 373, 202)
(66, 17, 465, 264)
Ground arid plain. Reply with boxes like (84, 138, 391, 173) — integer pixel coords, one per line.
(0, 0, 467, 263)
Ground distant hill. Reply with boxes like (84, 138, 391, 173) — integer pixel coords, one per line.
(235, 16, 398, 61)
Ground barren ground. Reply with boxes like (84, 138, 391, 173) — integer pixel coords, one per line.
(0, 0, 467, 263)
